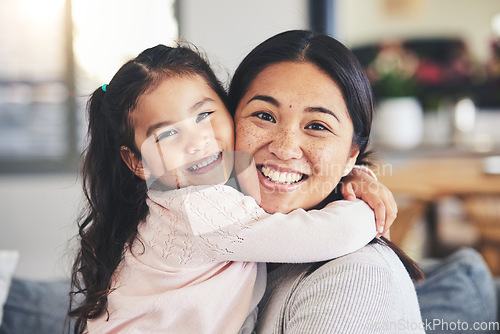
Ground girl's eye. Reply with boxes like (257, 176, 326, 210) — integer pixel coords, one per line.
(196, 111, 213, 123)
(252, 112, 276, 123)
(306, 123, 330, 132)
(155, 129, 178, 142)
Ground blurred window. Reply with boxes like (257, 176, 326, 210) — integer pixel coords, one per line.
(0, 0, 178, 172)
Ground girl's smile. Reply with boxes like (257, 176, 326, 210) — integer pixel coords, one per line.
(186, 151, 223, 174)
(126, 74, 235, 189)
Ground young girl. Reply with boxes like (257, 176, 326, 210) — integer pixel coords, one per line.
(70, 44, 392, 334)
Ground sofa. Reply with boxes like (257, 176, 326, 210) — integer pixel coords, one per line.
(0, 248, 498, 334)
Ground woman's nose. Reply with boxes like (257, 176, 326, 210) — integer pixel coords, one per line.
(267, 128, 303, 160)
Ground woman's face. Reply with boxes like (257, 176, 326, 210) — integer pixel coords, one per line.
(234, 61, 359, 214)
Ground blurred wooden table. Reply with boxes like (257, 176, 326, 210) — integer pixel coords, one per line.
(376, 157, 500, 199)
(375, 155, 500, 258)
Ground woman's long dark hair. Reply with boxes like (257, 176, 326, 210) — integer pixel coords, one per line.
(69, 44, 228, 333)
(228, 30, 423, 281)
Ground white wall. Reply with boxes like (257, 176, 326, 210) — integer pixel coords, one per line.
(336, 0, 500, 62)
(0, 0, 309, 281)
(178, 0, 309, 83)
(0, 174, 82, 281)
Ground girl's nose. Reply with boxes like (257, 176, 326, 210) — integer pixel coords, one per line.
(267, 128, 303, 160)
(185, 122, 213, 155)
(186, 134, 210, 154)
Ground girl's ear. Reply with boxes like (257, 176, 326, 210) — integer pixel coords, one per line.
(342, 145, 361, 177)
(120, 146, 151, 180)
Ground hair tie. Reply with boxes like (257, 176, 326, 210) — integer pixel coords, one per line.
(101, 84, 108, 92)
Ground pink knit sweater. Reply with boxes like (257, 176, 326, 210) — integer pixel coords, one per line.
(87, 184, 376, 333)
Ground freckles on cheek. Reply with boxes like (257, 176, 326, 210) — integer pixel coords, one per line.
(303, 146, 323, 174)
(306, 146, 342, 177)
(235, 123, 260, 152)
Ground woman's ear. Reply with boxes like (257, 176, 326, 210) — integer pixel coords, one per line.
(120, 146, 151, 180)
(342, 145, 361, 177)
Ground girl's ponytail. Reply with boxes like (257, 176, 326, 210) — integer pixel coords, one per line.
(69, 44, 228, 334)
(70, 83, 148, 333)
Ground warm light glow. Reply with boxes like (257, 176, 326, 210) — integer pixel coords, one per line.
(492, 13, 500, 37)
(72, 0, 178, 89)
(19, 0, 65, 19)
(0, 0, 66, 79)
(454, 98, 476, 133)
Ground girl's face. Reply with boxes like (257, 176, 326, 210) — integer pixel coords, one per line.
(125, 74, 234, 189)
(234, 61, 359, 214)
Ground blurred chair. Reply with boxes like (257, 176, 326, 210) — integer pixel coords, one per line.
(462, 195, 500, 276)
(390, 198, 426, 250)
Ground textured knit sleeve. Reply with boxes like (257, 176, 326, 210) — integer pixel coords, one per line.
(285, 263, 395, 333)
(164, 184, 377, 263)
(279, 245, 425, 334)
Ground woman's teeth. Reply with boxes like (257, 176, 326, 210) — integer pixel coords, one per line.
(261, 166, 304, 184)
(188, 152, 221, 171)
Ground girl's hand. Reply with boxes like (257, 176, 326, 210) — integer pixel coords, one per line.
(341, 166, 397, 237)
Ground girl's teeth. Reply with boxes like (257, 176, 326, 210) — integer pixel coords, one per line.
(261, 166, 303, 184)
(190, 153, 220, 171)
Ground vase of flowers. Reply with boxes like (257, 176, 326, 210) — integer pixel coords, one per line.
(366, 41, 424, 149)
(374, 97, 424, 149)
(354, 38, 480, 149)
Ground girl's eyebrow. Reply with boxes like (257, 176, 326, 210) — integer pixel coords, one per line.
(146, 97, 216, 137)
(190, 97, 216, 111)
(146, 121, 173, 138)
(247, 95, 280, 107)
(306, 106, 341, 123)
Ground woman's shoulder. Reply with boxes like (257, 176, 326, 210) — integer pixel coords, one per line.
(298, 242, 415, 294)
(310, 241, 406, 274)
(293, 242, 422, 317)
(264, 243, 424, 333)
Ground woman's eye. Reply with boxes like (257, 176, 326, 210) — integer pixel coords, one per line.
(306, 123, 329, 131)
(155, 129, 178, 142)
(252, 112, 276, 123)
(196, 111, 213, 123)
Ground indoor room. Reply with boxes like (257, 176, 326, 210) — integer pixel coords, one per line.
(1, 0, 500, 332)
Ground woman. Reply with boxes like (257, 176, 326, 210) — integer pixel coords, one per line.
(228, 30, 425, 333)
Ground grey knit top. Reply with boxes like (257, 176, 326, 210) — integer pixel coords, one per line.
(256, 243, 424, 334)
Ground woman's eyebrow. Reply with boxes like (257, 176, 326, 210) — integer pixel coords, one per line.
(247, 95, 280, 107)
(306, 107, 341, 123)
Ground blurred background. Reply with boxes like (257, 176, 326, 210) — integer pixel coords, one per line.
(1, 0, 500, 281)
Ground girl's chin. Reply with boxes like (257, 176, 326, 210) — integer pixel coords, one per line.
(154, 169, 230, 189)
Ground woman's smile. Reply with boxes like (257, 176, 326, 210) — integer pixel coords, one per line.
(258, 164, 308, 192)
(234, 61, 359, 214)
(260, 165, 306, 184)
